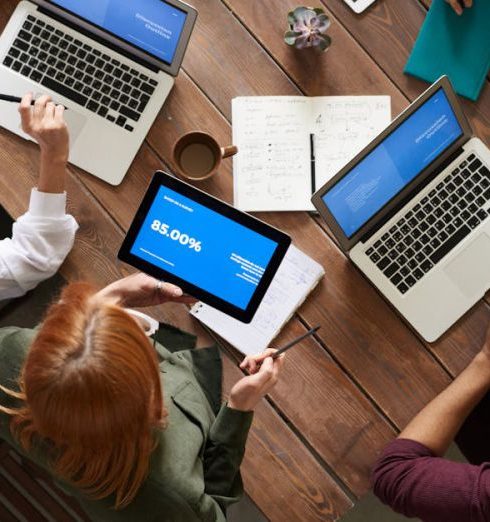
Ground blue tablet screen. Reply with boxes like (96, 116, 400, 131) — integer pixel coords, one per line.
(49, 0, 187, 64)
(322, 88, 462, 238)
(130, 186, 279, 310)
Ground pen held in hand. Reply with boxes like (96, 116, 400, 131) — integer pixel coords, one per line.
(271, 325, 320, 359)
(238, 325, 321, 370)
(0, 94, 68, 109)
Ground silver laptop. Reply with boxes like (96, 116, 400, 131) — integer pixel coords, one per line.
(312, 77, 490, 342)
(0, 0, 197, 185)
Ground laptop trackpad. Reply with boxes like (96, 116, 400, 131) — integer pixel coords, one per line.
(444, 233, 490, 298)
(63, 108, 87, 146)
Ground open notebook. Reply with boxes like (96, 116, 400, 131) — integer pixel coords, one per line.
(190, 245, 325, 355)
(232, 95, 391, 212)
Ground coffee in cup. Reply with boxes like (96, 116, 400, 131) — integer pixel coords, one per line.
(173, 131, 238, 181)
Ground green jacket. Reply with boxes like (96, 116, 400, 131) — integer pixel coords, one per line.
(0, 327, 253, 521)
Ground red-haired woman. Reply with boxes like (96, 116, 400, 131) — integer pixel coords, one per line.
(0, 273, 283, 521)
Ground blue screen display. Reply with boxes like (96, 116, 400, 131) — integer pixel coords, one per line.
(130, 186, 279, 310)
(322, 88, 463, 238)
(50, 0, 187, 63)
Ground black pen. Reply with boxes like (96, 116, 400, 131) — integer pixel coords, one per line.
(310, 133, 316, 194)
(272, 325, 320, 359)
(0, 94, 67, 108)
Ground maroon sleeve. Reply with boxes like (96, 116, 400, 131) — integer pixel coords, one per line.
(371, 438, 490, 522)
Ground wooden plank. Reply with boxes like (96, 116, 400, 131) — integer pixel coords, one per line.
(19, 456, 92, 522)
(3, 453, 77, 521)
(0, 499, 17, 522)
(0, 468, 49, 521)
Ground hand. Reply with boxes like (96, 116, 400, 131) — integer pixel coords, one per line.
(445, 0, 472, 15)
(19, 93, 69, 164)
(229, 349, 284, 412)
(96, 273, 198, 308)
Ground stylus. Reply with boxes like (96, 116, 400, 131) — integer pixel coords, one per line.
(272, 325, 320, 359)
(0, 94, 67, 108)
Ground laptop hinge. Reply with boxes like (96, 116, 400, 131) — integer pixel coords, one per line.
(38, 6, 160, 74)
(360, 146, 465, 244)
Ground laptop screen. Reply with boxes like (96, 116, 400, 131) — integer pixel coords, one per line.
(322, 88, 463, 239)
(48, 0, 188, 65)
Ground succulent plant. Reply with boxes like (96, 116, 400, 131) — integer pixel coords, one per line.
(284, 6, 331, 51)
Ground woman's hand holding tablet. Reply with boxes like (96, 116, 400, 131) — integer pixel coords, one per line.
(118, 172, 291, 323)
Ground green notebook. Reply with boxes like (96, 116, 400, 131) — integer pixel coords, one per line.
(404, 0, 490, 101)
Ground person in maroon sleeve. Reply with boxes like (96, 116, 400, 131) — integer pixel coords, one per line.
(372, 326, 490, 522)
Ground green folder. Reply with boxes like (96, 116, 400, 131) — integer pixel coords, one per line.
(404, 0, 490, 101)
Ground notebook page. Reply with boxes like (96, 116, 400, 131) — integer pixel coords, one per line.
(190, 245, 325, 356)
(312, 96, 391, 189)
(232, 97, 313, 212)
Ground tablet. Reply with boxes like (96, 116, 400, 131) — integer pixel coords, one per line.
(119, 172, 291, 323)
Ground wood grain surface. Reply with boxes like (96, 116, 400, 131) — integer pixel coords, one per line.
(0, 0, 489, 520)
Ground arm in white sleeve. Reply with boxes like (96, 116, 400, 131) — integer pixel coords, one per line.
(0, 189, 78, 300)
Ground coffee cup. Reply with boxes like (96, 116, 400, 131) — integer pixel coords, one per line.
(172, 131, 238, 181)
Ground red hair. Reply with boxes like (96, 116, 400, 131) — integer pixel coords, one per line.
(2, 283, 166, 508)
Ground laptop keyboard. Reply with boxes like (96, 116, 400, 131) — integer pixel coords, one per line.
(2, 14, 160, 132)
(365, 153, 490, 294)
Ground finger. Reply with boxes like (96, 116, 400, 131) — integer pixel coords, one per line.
(18, 93, 33, 131)
(275, 353, 286, 369)
(240, 355, 257, 374)
(463, 0, 472, 6)
(250, 357, 274, 386)
(157, 282, 183, 299)
(447, 0, 463, 14)
(34, 94, 52, 120)
(44, 102, 56, 121)
(248, 348, 278, 369)
(54, 104, 66, 124)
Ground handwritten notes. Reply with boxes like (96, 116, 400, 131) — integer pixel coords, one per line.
(232, 96, 391, 212)
(190, 245, 325, 356)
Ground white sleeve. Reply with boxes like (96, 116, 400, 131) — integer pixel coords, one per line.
(0, 189, 78, 300)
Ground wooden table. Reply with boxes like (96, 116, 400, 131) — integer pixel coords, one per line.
(0, 1, 489, 521)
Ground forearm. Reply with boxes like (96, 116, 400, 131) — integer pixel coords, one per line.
(399, 351, 490, 455)
(37, 152, 67, 194)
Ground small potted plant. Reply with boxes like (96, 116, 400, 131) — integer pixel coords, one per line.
(284, 6, 331, 51)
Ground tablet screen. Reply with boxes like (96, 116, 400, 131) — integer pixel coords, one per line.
(125, 179, 287, 317)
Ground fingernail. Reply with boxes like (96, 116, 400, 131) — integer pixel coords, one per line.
(172, 287, 183, 297)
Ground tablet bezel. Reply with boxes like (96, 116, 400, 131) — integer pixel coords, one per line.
(118, 172, 291, 323)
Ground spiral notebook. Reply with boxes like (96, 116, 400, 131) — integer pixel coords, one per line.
(190, 245, 325, 355)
